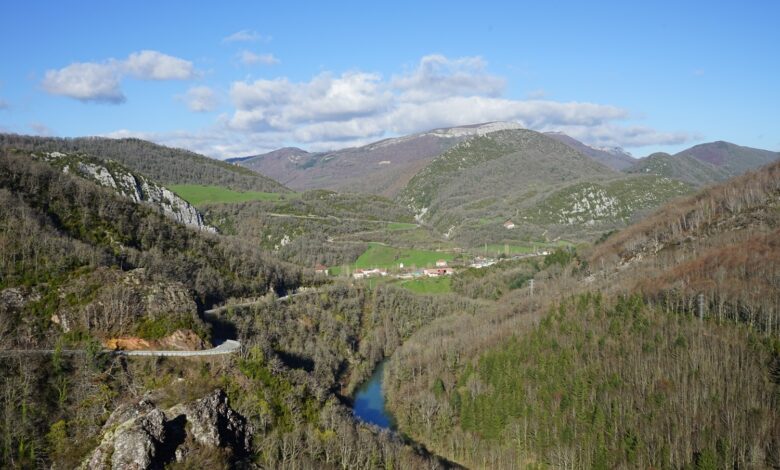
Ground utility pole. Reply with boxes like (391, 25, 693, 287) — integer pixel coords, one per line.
(529, 279, 534, 298)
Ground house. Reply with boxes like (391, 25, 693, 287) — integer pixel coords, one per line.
(470, 257, 497, 269)
(435, 259, 448, 267)
(314, 264, 329, 275)
(423, 267, 454, 277)
(504, 220, 516, 230)
(352, 268, 387, 279)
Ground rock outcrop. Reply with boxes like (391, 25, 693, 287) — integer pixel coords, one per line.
(55, 267, 205, 340)
(83, 389, 252, 469)
(38, 151, 215, 232)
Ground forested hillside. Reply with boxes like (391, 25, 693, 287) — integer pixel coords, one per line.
(201, 189, 423, 268)
(0, 134, 288, 193)
(0, 150, 304, 348)
(676, 140, 779, 177)
(383, 161, 780, 468)
(399, 128, 692, 244)
(626, 152, 728, 187)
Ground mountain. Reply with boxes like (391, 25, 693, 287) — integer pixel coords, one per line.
(545, 131, 636, 170)
(0, 134, 289, 193)
(675, 140, 779, 177)
(33, 150, 215, 232)
(232, 122, 525, 196)
(398, 128, 691, 243)
(626, 151, 729, 187)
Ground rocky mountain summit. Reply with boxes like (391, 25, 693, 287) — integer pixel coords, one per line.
(83, 389, 252, 469)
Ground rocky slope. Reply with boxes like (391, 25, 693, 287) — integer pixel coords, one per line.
(83, 389, 252, 469)
(36, 151, 215, 232)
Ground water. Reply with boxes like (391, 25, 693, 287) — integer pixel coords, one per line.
(352, 361, 396, 429)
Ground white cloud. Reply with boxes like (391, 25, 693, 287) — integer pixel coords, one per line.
(42, 51, 196, 103)
(238, 51, 280, 66)
(0, 98, 8, 109)
(123, 50, 195, 80)
(223, 29, 270, 43)
(550, 124, 693, 148)
(392, 54, 506, 102)
(42, 62, 125, 103)
(181, 86, 219, 112)
(229, 72, 392, 131)
(104, 54, 694, 158)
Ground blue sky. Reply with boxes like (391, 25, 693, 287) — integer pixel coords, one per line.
(0, 0, 777, 158)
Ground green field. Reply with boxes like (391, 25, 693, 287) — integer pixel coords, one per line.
(400, 276, 451, 294)
(170, 184, 294, 205)
(355, 243, 456, 270)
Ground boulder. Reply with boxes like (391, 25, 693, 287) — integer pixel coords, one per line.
(82, 389, 251, 469)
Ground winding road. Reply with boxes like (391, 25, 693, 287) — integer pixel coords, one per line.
(0, 340, 241, 358)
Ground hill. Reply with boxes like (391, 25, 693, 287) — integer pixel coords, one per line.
(0, 150, 305, 349)
(626, 151, 729, 187)
(676, 140, 779, 177)
(0, 134, 289, 193)
(592, 159, 780, 329)
(233, 122, 524, 197)
(545, 131, 636, 170)
(398, 128, 692, 243)
(382, 160, 780, 469)
(29, 150, 214, 231)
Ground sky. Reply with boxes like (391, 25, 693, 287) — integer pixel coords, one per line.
(0, 1, 778, 159)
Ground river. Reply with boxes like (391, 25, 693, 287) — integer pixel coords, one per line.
(352, 361, 396, 429)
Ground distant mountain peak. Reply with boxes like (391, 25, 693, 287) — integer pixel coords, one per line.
(544, 132, 636, 171)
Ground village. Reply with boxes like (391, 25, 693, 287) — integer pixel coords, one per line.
(312, 245, 550, 281)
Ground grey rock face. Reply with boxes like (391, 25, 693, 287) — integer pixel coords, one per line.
(40, 151, 216, 232)
(82, 389, 251, 470)
(111, 409, 166, 470)
(185, 389, 252, 453)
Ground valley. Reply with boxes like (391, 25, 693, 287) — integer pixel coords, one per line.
(1, 124, 778, 469)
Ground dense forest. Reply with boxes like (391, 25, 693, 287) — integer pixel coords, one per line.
(382, 161, 780, 469)
(0, 134, 288, 193)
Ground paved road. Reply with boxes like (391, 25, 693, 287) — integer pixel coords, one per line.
(204, 290, 317, 315)
(0, 340, 242, 358)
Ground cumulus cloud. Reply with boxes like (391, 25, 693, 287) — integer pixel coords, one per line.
(551, 124, 694, 148)
(229, 72, 392, 131)
(123, 50, 196, 80)
(238, 51, 280, 66)
(42, 51, 196, 103)
(42, 62, 125, 103)
(105, 54, 694, 158)
(181, 86, 219, 112)
(392, 54, 505, 102)
(223, 29, 270, 43)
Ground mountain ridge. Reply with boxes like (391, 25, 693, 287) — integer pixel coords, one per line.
(0, 134, 289, 193)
